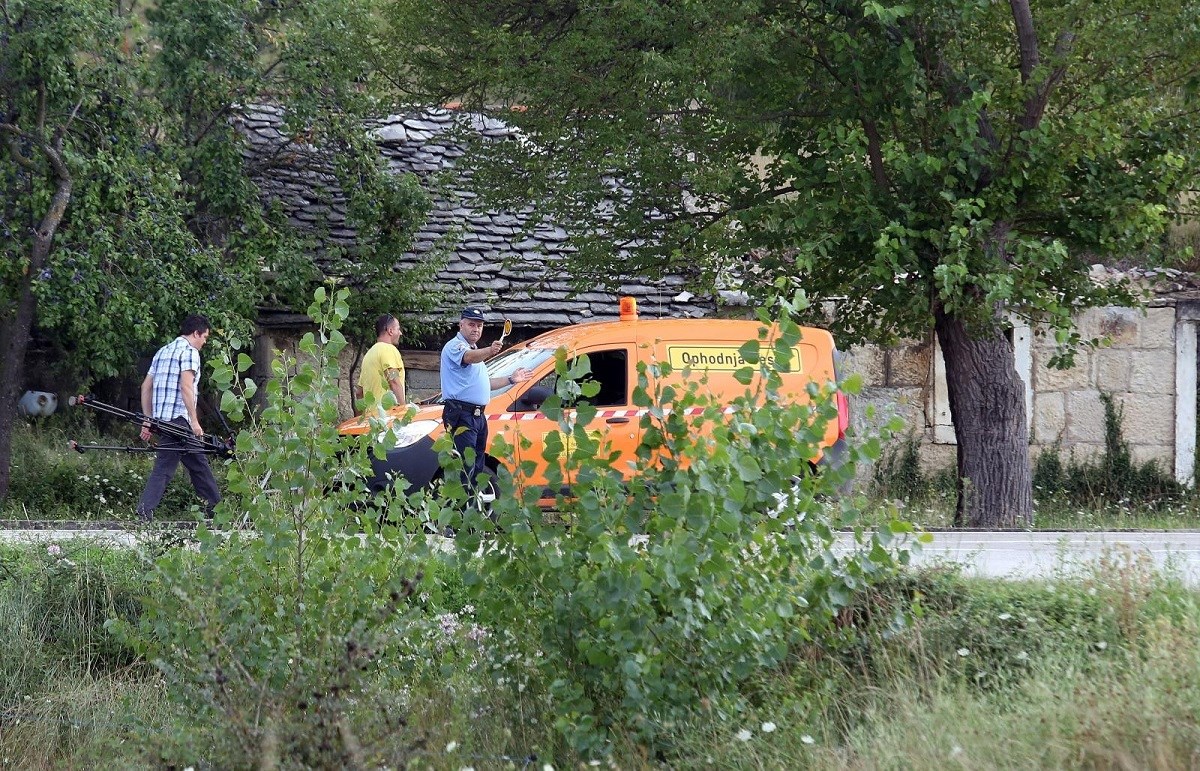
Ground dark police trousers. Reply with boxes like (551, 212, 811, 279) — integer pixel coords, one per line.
(442, 400, 488, 492)
(137, 417, 221, 520)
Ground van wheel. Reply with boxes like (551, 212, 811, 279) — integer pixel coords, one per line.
(769, 474, 814, 526)
(426, 464, 500, 524)
(473, 465, 500, 521)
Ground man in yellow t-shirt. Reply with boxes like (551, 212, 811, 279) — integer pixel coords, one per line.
(356, 314, 406, 414)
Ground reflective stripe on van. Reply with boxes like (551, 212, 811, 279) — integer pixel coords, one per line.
(490, 406, 739, 421)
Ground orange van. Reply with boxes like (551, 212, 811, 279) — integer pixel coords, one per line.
(337, 298, 848, 501)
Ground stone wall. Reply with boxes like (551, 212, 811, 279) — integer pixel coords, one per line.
(839, 337, 957, 470)
(1031, 305, 1177, 467)
(844, 301, 1187, 477)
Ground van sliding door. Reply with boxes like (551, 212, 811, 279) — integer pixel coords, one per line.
(502, 346, 640, 499)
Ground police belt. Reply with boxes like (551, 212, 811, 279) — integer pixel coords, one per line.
(444, 399, 486, 417)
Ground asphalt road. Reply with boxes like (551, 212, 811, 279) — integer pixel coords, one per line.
(5, 525, 1200, 585)
(860, 529, 1200, 585)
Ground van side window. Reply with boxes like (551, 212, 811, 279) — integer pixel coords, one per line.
(582, 349, 629, 407)
(532, 349, 630, 408)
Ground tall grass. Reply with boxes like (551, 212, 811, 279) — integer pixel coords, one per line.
(667, 552, 1200, 769)
(5, 545, 1200, 768)
(4, 418, 223, 521)
(0, 543, 160, 767)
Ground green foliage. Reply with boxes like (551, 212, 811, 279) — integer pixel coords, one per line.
(440, 297, 917, 756)
(8, 543, 1200, 769)
(390, 0, 1200, 524)
(326, 132, 447, 349)
(1033, 392, 1183, 507)
(2, 0, 434, 385)
(391, 0, 1200, 348)
(666, 555, 1200, 769)
(3, 420, 219, 520)
(838, 551, 1197, 718)
(871, 432, 956, 503)
(148, 0, 440, 327)
(1, 0, 256, 382)
(848, 570, 1119, 694)
(114, 287, 434, 767)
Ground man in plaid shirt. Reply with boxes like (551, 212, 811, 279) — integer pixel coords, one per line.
(136, 314, 221, 521)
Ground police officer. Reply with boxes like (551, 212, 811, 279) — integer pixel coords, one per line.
(439, 307, 530, 494)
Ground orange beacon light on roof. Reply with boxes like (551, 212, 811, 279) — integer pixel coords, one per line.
(619, 296, 638, 320)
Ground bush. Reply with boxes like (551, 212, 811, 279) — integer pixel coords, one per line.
(114, 287, 437, 768)
(871, 431, 955, 502)
(835, 543, 1196, 704)
(442, 293, 914, 757)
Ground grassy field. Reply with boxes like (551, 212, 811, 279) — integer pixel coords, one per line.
(3, 538, 1200, 769)
(8, 410, 1200, 765)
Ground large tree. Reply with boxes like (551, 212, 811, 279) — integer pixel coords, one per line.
(0, 0, 434, 501)
(388, 0, 1200, 526)
(0, 0, 211, 502)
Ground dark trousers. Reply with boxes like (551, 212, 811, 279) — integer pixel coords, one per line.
(137, 417, 221, 520)
(443, 403, 488, 491)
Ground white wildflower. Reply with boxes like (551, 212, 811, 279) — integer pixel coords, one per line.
(1096, 641, 1108, 650)
(801, 735, 815, 745)
(957, 647, 970, 657)
(761, 721, 777, 733)
(998, 612, 1012, 621)
(445, 741, 458, 753)
(736, 729, 753, 742)
(1016, 651, 1029, 661)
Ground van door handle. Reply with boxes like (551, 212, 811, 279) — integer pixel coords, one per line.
(606, 417, 630, 424)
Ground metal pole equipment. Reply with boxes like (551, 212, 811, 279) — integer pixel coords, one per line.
(67, 440, 161, 454)
(68, 394, 236, 458)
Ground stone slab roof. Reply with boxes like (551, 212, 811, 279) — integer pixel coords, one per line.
(237, 104, 716, 327)
(1088, 264, 1200, 305)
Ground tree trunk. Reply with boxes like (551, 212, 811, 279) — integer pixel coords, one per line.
(0, 176, 71, 501)
(933, 305, 1033, 528)
(0, 248, 44, 501)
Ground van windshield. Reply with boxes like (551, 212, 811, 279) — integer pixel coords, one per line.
(422, 346, 557, 404)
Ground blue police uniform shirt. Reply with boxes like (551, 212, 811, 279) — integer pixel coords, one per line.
(440, 332, 490, 406)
